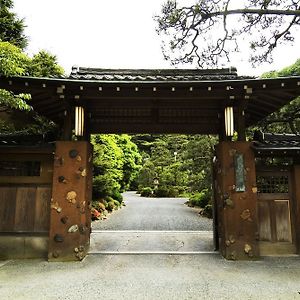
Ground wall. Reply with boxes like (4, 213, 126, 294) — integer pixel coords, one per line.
(0, 148, 54, 259)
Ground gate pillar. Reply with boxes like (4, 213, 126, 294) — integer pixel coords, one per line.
(48, 141, 93, 261)
(215, 141, 259, 260)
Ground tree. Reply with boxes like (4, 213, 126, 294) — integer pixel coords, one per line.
(92, 134, 142, 199)
(135, 134, 217, 196)
(0, 0, 28, 49)
(256, 58, 300, 134)
(0, 42, 64, 133)
(156, 0, 300, 68)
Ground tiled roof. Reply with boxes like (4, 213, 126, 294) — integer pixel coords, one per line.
(252, 131, 300, 155)
(68, 66, 247, 81)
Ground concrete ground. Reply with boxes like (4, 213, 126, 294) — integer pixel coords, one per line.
(1, 192, 300, 299)
(1, 255, 300, 299)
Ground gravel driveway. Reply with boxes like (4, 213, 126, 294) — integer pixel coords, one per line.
(92, 191, 213, 231)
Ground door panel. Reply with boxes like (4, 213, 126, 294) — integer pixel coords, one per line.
(275, 200, 292, 242)
(257, 201, 272, 241)
(256, 169, 295, 255)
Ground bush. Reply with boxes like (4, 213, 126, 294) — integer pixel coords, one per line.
(202, 204, 213, 218)
(98, 202, 106, 211)
(168, 186, 179, 197)
(154, 186, 169, 197)
(188, 189, 211, 208)
(112, 191, 123, 203)
(99, 199, 108, 208)
(113, 199, 121, 208)
(107, 201, 115, 211)
(140, 187, 153, 197)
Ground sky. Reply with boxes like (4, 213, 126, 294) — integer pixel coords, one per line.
(13, 0, 300, 77)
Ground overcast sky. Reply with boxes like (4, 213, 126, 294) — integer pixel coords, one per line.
(13, 0, 300, 76)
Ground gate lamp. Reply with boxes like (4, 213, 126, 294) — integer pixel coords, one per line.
(224, 106, 234, 137)
(75, 106, 84, 136)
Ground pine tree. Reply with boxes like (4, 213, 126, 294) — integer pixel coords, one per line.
(0, 0, 28, 49)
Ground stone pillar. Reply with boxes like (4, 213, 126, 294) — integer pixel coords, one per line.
(215, 141, 259, 260)
(48, 141, 93, 261)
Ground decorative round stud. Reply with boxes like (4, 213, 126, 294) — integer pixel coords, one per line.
(69, 149, 79, 158)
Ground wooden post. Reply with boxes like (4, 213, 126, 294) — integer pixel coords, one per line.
(48, 141, 93, 261)
(292, 165, 300, 253)
(218, 108, 229, 142)
(215, 141, 259, 260)
(61, 107, 73, 141)
(236, 103, 246, 141)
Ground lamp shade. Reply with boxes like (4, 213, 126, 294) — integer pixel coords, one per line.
(75, 106, 84, 136)
(224, 106, 234, 137)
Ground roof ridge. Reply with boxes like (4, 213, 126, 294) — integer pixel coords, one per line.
(71, 66, 238, 76)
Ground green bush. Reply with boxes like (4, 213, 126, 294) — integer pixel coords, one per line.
(140, 187, 153, 197)
(168, 186, 179, 197)
(113, 199, 121, 208)
(202, 204, 213, 218)
(188, 189, 211, 208)
(99, 199, 108, 208)
(112, 191, 123, 203)
(107, 201, 115, 211)
(154, 186, 169, 197)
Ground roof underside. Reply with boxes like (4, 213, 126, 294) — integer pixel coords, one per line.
(0, 68, 300, 134)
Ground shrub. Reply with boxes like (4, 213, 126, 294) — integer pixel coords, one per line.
(202, 204, 213, 218)
(113, 199, 121, 208)
(140, 187, 153, 197)
(99, 199, 108, 208)
(98, 202, 106, 211)
(168, 186, 179, 197)
(154, 186, 169, 197)
(107, 201, 115, 211)
(188, 189, 211, 208)
(112, 191, 123, 203)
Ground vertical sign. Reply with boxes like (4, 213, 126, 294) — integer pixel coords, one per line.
(234, 153, 246, 192)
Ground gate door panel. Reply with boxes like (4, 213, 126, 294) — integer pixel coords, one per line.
(256, 169, 296, 255)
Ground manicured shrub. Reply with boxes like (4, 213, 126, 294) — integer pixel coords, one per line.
(202, 204, 213, 218)
(107, 201, 115, 211)
(154, 186, 169, 197)
(168, 186, 179, 197)
(112, 191, 123, 203)
(98, 202, 106, 211)
(188, 189, 211, 208)
(140, 187, 153, 197)
(113, 199, 121, 208)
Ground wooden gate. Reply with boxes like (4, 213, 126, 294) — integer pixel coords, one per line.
(256, 167, 296, 255)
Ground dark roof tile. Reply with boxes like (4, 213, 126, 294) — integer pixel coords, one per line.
(68, 66, 250, 82)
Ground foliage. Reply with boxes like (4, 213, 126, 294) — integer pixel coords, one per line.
(187, 189, 211, 208)
(202, 204, 213, 218)
(0, 0, 28, 49)
(156, 0, 300, 67)
(27, 50, 64, 77)
(140, 187, 153, 197)
(255, 58, 300, 134)
(92, 134, 142, 200)
(0, 1, 64, 133)
(0, 42, 64, 133)
(134, 134, 217, 197)
(154, 185, 171, 197)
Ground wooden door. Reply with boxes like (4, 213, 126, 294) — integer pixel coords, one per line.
(256, 169, 296, 255)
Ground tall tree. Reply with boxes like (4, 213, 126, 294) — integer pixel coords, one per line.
(0, 0, 28, 49)
(156, 0, 300, 67)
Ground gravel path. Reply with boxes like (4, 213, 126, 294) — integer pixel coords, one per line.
(92, 191, 213, 231)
